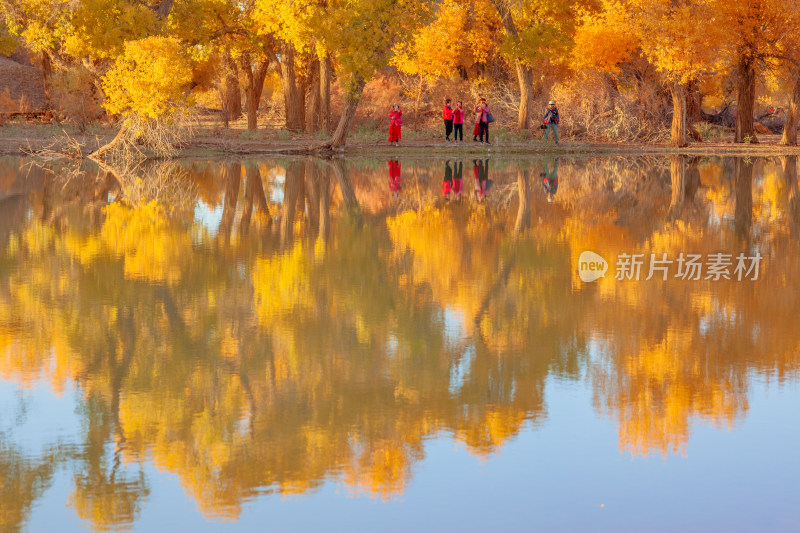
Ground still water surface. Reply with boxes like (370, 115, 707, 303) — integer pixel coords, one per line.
(1, 155, 799, 532)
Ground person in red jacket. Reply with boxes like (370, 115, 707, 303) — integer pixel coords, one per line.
(452, 101, 464, 142)
(388, 103, 402, 143)
(443, 98, 454, 141)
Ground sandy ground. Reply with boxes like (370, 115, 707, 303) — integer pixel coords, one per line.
(3, 119, 800, 158)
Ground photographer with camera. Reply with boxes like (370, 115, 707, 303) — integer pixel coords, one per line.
(541, 100, 559, 146)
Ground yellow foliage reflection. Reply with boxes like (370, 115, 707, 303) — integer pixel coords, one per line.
(1, 156, 800, 531)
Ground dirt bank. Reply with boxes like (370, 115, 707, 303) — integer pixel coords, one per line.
(3, 121, 800, 159)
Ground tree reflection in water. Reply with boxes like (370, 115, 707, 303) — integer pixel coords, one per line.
(0, 155, 798, 530)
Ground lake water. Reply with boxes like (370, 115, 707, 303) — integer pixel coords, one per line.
(1, 154, 799, 532)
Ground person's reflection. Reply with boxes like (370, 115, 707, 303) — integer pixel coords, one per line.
(442, 160, 453, 199)
(473, 159, 490, 201)
(388, 159, 402, 198)
(453, 160, 463, 200)
(540, 157, 559, 203)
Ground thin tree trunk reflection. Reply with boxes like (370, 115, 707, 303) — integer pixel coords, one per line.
(281, 161, 305, 247)
(668, 155, 686, 220)
(781, 155, 800, 240)
(319, 165, 331, 242)
(219, 162, 241, 245)
(329, 157, 362, 223)
(514, 163, 530, 235)
(304, 160, 320, 234)
(734, 158, 753, 241)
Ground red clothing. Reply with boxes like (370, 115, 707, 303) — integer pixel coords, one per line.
(453, 178, 462, 197)
(473, 122, 481, 136)
(390, 109, 402, 126)
(443, 105, 453, 120)
(388, 124, 401, 142)
(453, 107, 463, 125)
(475, 104, 489, 123)
(442, 179, 452, 196)
(388, 109, 402, 142)
(388, 160, 402, 193)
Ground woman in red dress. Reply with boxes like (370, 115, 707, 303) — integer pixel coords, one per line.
(388, 103, 402, 143)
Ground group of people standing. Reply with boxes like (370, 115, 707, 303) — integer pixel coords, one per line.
(388, 98, 559, 145)
(442, 98, 492, 143)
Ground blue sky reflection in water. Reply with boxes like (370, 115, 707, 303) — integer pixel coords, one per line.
(0, 155, 798, 532)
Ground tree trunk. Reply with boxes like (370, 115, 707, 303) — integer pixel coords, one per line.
(241, 52, 269, 131)
(320, 54, 332, 133)
(221, 52, 241, 127)
(305, 58, 321, 133)
(685, 81, 703, 142)
(735, 58, 758, 143)
(156, 0, 175, 19)
(491, 0, 530, 132)
(670, 83, 688, 148)
(325, 75, 366, 149)
(41, 51, 52, 107)
(686, 80, 703, 124)
(280, 43, 304, 132)
(516, 62, 533, 131)
(90, 121, 129, 161)
(414, 77, 424, 131)
(780, 73, 800, 146)
(668, 155, 686, 219)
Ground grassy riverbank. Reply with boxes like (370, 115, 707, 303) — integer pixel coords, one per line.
(3, 120, 800, 159)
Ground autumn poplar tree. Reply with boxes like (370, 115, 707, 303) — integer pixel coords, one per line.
(93, 36, 195, 159)
(319, 0, 422, 148)
(254, 0, 338, 133)
(629, 0, 716, 147)
(702, 0, 800, 143)
(491, 0, 577, 131)
(391, 0, 498, 129)
(169, 0, 275, 131)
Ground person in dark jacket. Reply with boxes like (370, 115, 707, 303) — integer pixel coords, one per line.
(543, 100, 559, 145)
